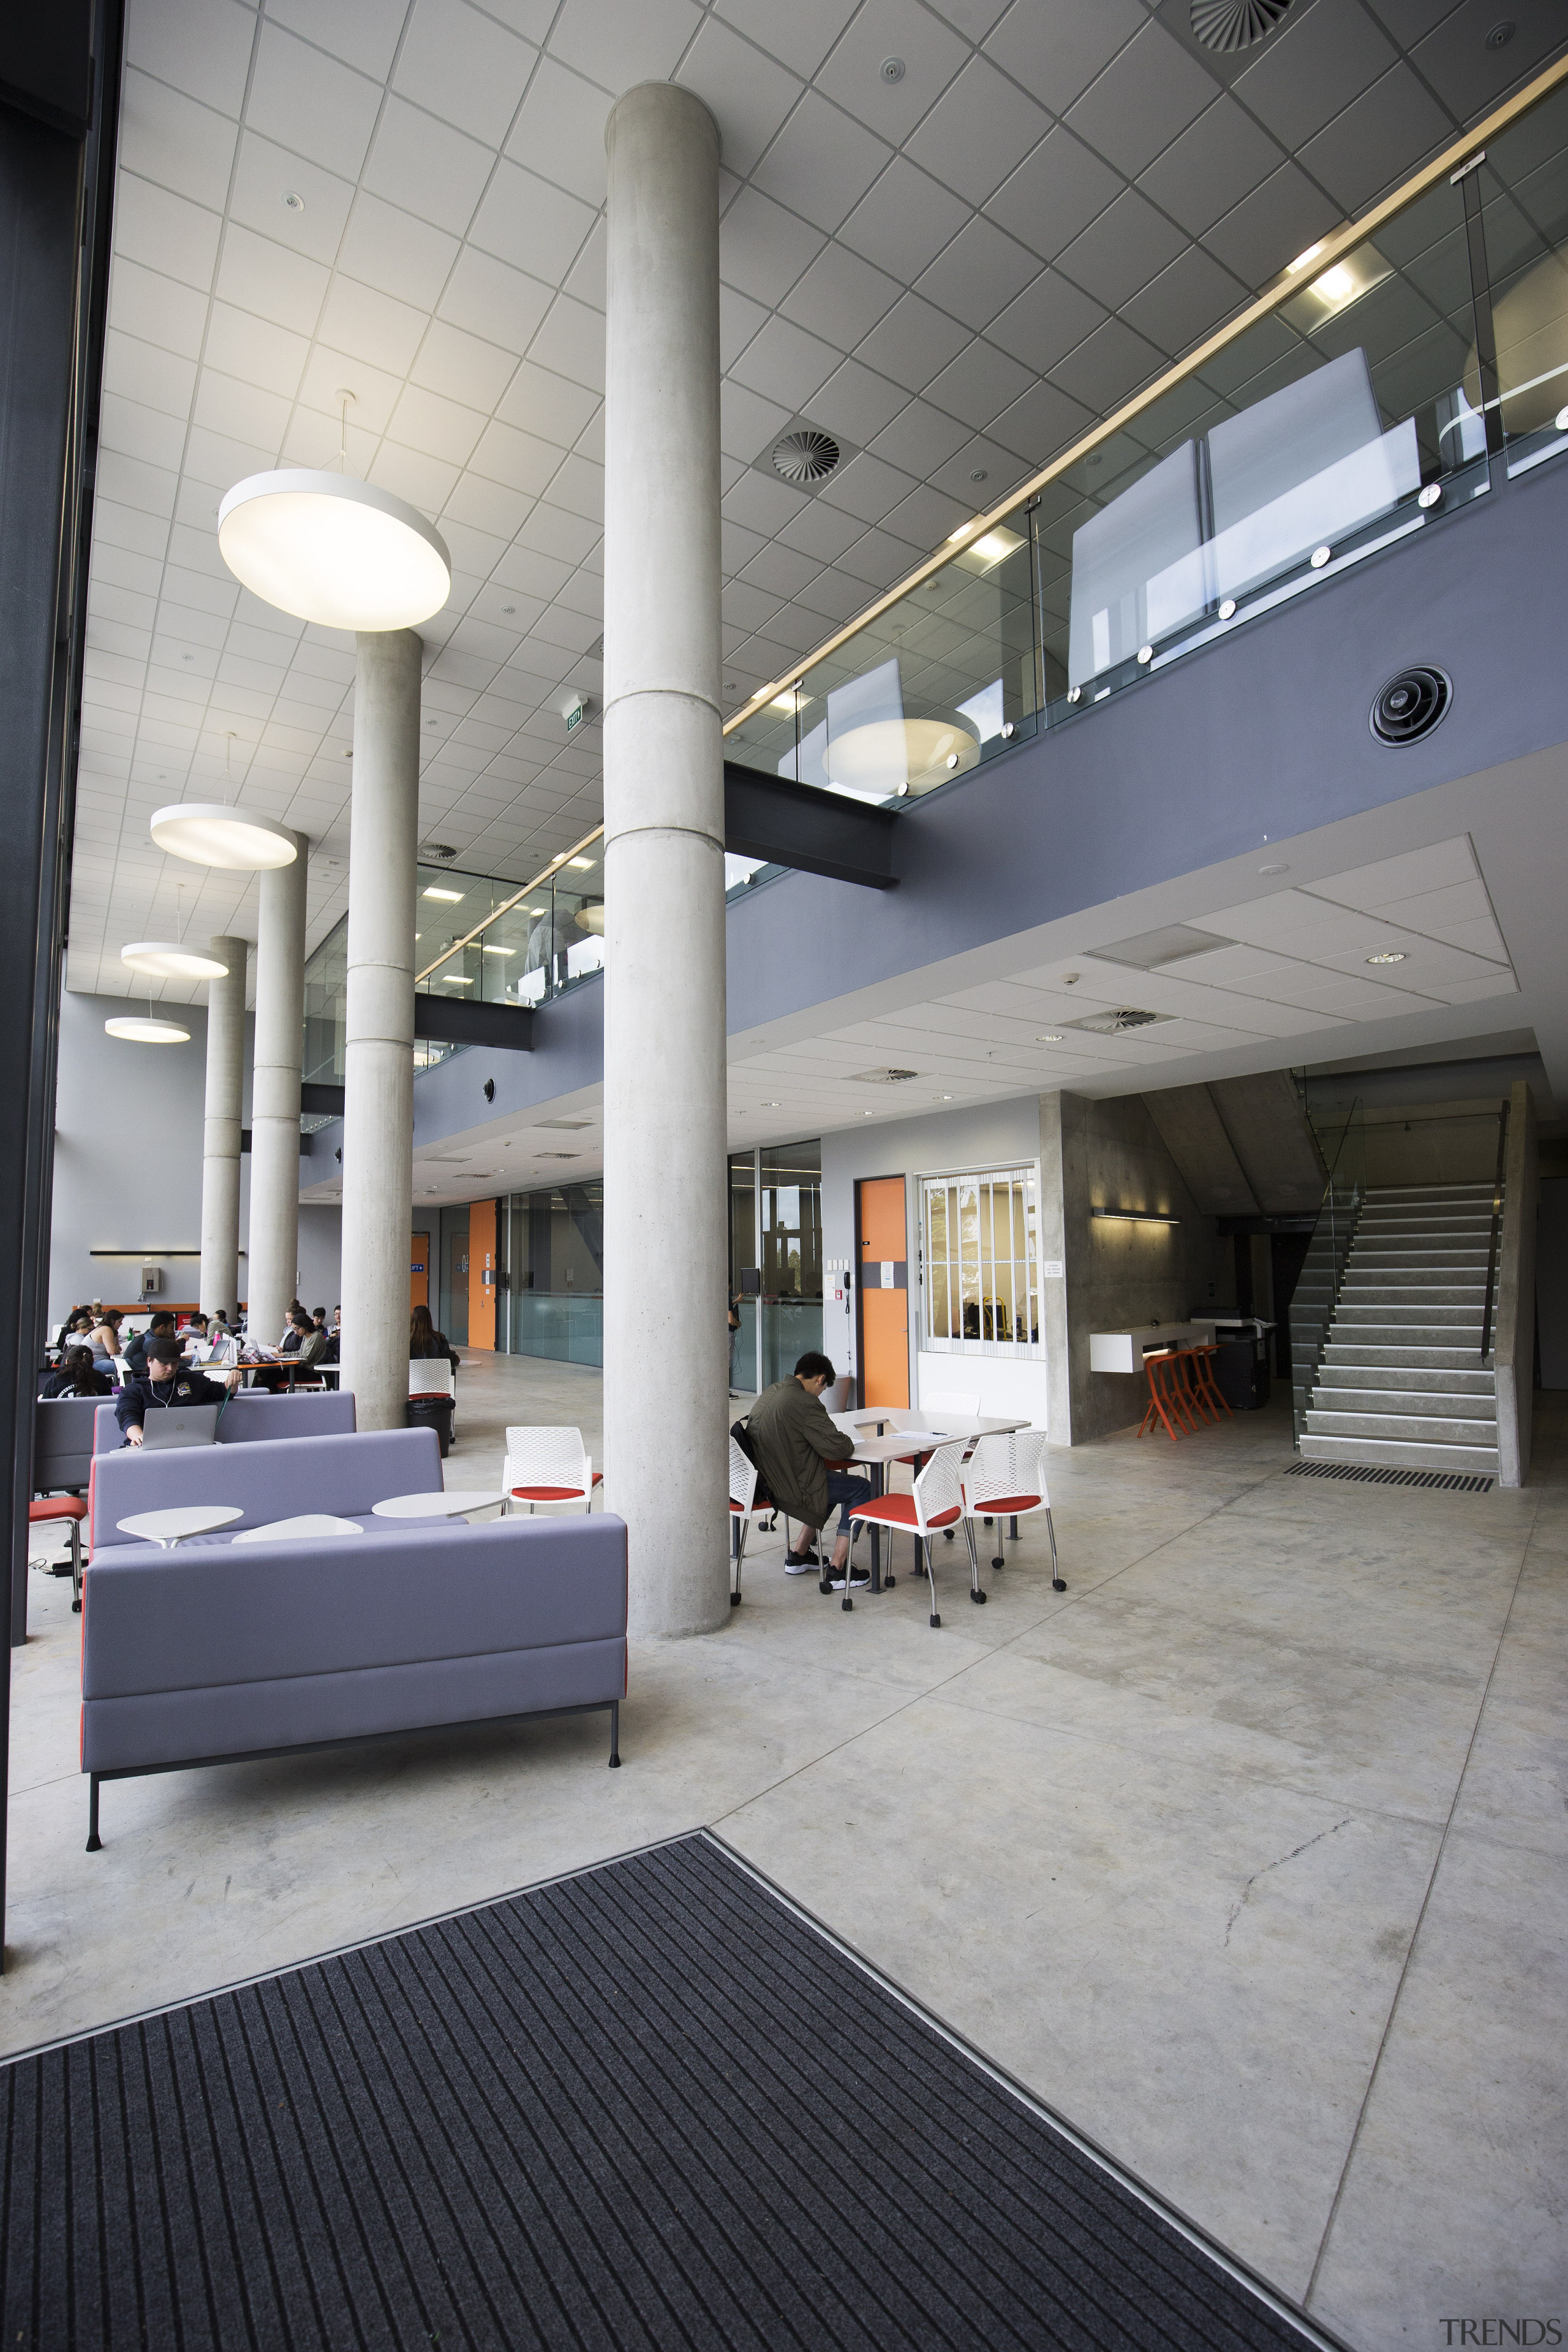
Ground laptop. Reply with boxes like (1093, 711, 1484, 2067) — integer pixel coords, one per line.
(138, 1404, 219, 1452)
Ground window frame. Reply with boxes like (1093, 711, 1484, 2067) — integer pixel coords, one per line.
(919, 1161, 1044, 1359)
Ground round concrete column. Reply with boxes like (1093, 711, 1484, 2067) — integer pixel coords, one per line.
(602, 83, 728, 1637)
(247, 839, 307, 1341)
(339, 627, 420, 1431)
(199, 934, 247, 1318)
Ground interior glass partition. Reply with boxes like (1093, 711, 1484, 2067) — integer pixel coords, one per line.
(760, 1140, 823, 1385)
(1474, 79, 1568, 478)
(502, 1183, 603, 1365)
(727, 1150, 758, 1395)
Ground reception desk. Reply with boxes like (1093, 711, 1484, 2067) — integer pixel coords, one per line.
(1088, 1321, 1218, 1374)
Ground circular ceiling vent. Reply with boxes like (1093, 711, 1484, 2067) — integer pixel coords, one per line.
(421, 841, 457, 861)
(1370, 666, 1452, 745)
(772, 428, 840, 485)
(1190, 0, 1293, 53)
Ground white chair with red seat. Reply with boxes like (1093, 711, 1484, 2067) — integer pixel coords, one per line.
(727, 1435, 777, 1610)
(503, 1425, 603, 1515)
(960, 1428, 1064, 1591)
(844, 1439, 976, 1625)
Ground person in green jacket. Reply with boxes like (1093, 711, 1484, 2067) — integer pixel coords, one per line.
(745, 1351, 872, 1589)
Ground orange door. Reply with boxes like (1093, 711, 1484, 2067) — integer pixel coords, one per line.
(410, 1233, 429, 1311)
(469, 1198, 497, 1351)
(856, 1175, 909, 1409)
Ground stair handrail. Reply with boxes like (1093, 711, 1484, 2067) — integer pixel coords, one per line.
(1479, 1096, 1510, 1365)
(1290, 1098, 1366, 1451)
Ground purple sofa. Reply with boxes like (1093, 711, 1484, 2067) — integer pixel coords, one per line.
(83, 1427, 627, 1847)
(91, 1388, 356, 1460)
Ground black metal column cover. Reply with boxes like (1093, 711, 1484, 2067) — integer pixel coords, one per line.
(0, 0, 119, 1965)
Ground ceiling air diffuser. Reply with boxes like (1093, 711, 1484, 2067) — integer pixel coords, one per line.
(1190, 0, 1293, 53)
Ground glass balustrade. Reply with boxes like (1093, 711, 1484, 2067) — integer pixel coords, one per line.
(1474, 80, 1568, 478)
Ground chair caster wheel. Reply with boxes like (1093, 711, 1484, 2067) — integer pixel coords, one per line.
(970, 1588, 987, 1604)
(943, 1529, 954, 1542)
(983, 1516, 993, 1528)
(729, 1593, 741, 1607)
(842, 1596, 853, 1611)
(1053, 1578, 1067, 1592)
(929, 1613, 941, 1628)
(991, 1555, 1004, 1570)
(884, 1572, 896, 1588)
(819, 1578, 832, 1595)
(72, 1600, 81, 1614)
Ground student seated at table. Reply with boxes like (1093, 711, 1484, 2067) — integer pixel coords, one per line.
(86, 1308, 124, 1372)
(123, 1311, 176, 1379)
(745, 1350, 872, 1590)
(116, 1332, 241, 1445)
(39, 1345, 112, 1400)
(410, 1302, 459, 1374)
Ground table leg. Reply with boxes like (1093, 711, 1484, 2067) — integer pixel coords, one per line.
(869, 1460, 883, 1593)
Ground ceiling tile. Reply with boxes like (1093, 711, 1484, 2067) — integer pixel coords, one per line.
(296, 344, 403, 437)
(527, 294, 606, 391)
(495, 358, 600, 445)
(438, 247, 554, 353)
(114, 175, 223, 293)
(505, 62, 612, 206)
(776, 488, 883, 567)
(719, 186, 826, 305)
(914, 215, 1040, 331)
(720, 379, 793, 463)
(879, 480, 971, 545)
(837, 155, 972, 284)
(676, 15, 804, 177)
(905, 55, 1052, 208)
(246, 21, 385, 179)
(921, 337, 1035, 431)
(1200, 160, 1340, 288)
(205, 303, 313, 398)
(816, 449, 921, 526)
(869, 399, 971, 477)
(1054, 187, 1189, 311)
(230, 134, 360, 268)
(987, 268, 1107, 374)
(103, 329, 198, 420)
(317, 274, 429, 373)
(1297, 62, 1453, 211)
(393, 0, 538, 148)
(470, 157, 598, 279)
(1411, 0, 1564, 119)
(388, 382, 488, 466)
(410, 319, 517, 410)
(1120, 241, 1248, 354)
(546, 0, 703, 93)
(1135, 97, 1286, 239)
(855, 291, 973, 394)
(984, 126, 1123, 263)
(265, 0, 407, 82)
(1064, 21, 1219, 179)
(107, 257, 211, 359)
(814, 0, 971, 145)
(780, 243, 902, 350)
(119, 70, 239, 214)
(729, 316, 843, 412)
(711, 0, 846, 79)
(750, 91, 894, 235)
(339, 192, 461, 309)
(215, 222, 330, 335)
(1231, 0, 1397, 149)
(125, 0, 255, 116)
(100, 391, 190, 472)
(1049, 313, 1166, 411)
(362, 96, 497, 236)
(983, 0, 1145, 116)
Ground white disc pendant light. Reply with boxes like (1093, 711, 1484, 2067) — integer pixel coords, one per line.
(217, 469, 451, 631)
(149, 802, 299, 871)
(104, 1015, 191, 1044)
(120, 940, 230, 981)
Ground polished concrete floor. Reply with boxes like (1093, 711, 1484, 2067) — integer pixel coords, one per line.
(8, 1357, 1566, 2348)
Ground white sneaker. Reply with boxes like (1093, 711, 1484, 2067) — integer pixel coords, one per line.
(827, 1568, 871, 1591)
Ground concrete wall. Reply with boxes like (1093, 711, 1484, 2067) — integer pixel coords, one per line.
(1362, 1100, 1509, 1190)
(1044, 1091, 1220, 1445)
(50, 988, 339, 1328)
(1536, 1175, 1568, 1390)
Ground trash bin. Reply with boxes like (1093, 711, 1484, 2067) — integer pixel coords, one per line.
(407, 1395, 454, 1457)
(1215, 1326, 1271, 1411)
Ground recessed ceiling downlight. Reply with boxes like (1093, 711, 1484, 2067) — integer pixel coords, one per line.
(772, 428, 840, 485)
(105, 1016, 190, 1044)
(120, 941, 229, 981)
(217, 469, 450, 630)
(151, 802, 299, 871)
(1190, 0, 1293, 51)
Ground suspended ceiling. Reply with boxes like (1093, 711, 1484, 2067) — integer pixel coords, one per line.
(77, 0, 1564, 1002)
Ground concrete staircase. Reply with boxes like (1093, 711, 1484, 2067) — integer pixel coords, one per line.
(1298, 1183, 1500, 1474)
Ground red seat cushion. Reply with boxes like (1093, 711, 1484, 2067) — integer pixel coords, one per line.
(29, 1497, 86, 1523)
(512, 1483, 592, 1501)
(965, 1493, 1042, 1515)
(849, 1493, 961, 1531)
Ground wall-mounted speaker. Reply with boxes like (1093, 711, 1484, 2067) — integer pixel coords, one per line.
(1371, 666, 1452, 745)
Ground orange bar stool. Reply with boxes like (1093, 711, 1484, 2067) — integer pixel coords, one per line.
(1137, 1350, 1186, 1441)
(29, 1496, 87, 1611)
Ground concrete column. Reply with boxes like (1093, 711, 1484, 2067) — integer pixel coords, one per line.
(601, 83, 727, 1638)
(339, 627, 420, 1431)
(247, 837, 307, 1341)
(199, 934, 247, 1317)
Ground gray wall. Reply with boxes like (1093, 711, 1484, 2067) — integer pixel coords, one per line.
(1536, 1175, 1568, 1390)
(49, 988, 340, 1327)
(1362, 1101, 1509, 1189)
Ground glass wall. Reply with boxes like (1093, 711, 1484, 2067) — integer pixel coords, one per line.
(726, 1142, 823, 1390)
(501, 1182, 604, 1366)
(921, 1168, 1042, 1359)
(1476, 80, 1568, 478)
(727, 1150, 758, 1395)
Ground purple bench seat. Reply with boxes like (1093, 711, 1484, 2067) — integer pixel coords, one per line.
(81, 1427, 628, 1846)
(92, 1389, 356, 1459)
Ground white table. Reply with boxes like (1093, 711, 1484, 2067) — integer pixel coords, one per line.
(233, 1513, 364, 1544)
(117, 1505, 242, 1549)
(1088, 1322, 1217, 1374)
(371, 1490, 505, 1521)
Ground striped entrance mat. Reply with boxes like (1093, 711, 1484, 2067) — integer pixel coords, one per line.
(0, 1833, 1338, 2351)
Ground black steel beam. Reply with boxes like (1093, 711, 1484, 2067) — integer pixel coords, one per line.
(415, 994, 535, 1050)
(723, 761, 898, 890)
(301, 1080, 345, 1115)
